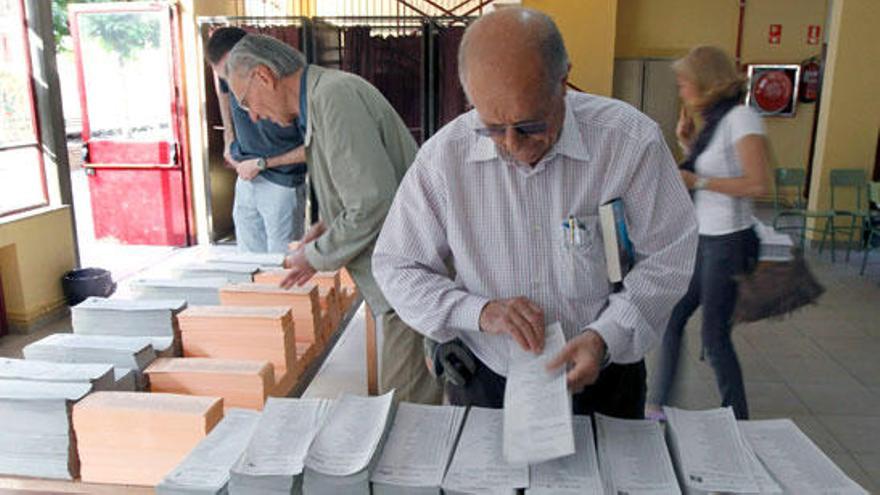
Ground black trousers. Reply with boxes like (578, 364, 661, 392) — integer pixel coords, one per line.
(446, 355, 647, 419)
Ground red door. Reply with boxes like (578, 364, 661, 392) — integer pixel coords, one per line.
(69, 2, 193, 246)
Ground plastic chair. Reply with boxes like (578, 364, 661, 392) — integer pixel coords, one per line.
(829, 169, 869, 262)
(772, 168, 833, 253)
(860, 181, 880, 275)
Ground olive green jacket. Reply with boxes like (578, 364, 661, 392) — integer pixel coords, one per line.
(302, 65, 418, 314)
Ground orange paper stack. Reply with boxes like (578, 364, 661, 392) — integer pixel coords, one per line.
(253, 269, 341, 294)
(339, 268, 359, 311)
(219, 283, 322, 345)
(177, 306, 297, 385)
(73, 392, 223, 486)
(318, 286, 341, 341)
(145, 358, 274, 410)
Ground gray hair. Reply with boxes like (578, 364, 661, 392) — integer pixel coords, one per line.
(458, 8, 570, 99)
(226, 34, 306, 80)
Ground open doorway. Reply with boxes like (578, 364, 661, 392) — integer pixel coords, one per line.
(54, 1, 194, 281)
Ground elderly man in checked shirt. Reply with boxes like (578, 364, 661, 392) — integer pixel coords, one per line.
(373, 7, 698, 418)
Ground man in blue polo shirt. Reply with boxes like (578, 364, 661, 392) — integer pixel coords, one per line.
(206, 27, 307, 252)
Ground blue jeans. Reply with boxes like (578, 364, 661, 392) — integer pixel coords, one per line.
(649, 227, 758, 419)
(233, 176, 306, 253)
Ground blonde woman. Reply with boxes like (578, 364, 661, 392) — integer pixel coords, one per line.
(647, 46, 769, 420)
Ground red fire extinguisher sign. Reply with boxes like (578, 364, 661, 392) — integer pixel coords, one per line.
(769, 24, 782, 44)
(807, 25, 821, 45)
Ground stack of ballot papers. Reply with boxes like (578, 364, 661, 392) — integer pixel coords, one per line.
(317, 286, 341, 340)
(0, 357, 114, 391)
(303, 392, 395, 495)
(72, 297, 186, 338)
(253, 269, 341, 292)
(371, 403, 466, 495)
(0, 380, 92, 479)
(229, 397, 331, 494)
(441, 407, 529, 495)
(172, 262, 261, 283)
(740, 419, 869, 494)
(503, 321, 574, 465)
(145, 358, 274, 410)
(526, 415, 604, 494)
(595, 413, 681, 495)
(22, 333, 157, 390)
(157, 408, 261, 495)
(71, 298, 182, 357)
(219, 283, 322, 345)
(130, 278, 227, 305)
(205, 252, 286, 268)
(664, 406, 776, 494)
(73, 392, 223, 486)
(178, 306, 297, 386)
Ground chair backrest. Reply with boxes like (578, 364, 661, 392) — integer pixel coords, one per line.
(830, 168, 867, 210)
(774, 168, 807, 209)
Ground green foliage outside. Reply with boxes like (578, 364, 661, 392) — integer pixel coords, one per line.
(53, 0, 159, 63)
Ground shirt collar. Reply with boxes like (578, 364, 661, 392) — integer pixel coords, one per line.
(465, 94, 591, 166)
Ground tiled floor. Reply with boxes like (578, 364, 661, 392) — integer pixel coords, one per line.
(1, 232, 878, 491)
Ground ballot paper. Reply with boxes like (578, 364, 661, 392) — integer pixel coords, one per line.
(738, 424, 783, 494)
(305, 391, 395, 477)
(527, 414, 604, 494)
(0, 357, 114, 391)
(72, 297, 186, 337)
(371, 403, 466, 492)
(158, 408, 260, 495)
(172, 262, 260, 283)
(595, 413, 681, 495)
(503, 321, 574, 465)
(664, 406, 759, 494)
(442, 407, 529, 494)
(740, 419, 870, 495)
(230, 397, 331, 494)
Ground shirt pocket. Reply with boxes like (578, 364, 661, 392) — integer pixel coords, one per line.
(555, 214, 610, 302)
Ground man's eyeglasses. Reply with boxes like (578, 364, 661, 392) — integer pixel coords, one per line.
(236, 72, 256, 112)
(474, 120, 549, 138)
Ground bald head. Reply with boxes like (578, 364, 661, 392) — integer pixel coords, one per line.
(458, 7, 569, 101)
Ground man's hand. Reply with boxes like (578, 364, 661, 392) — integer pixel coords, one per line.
(546, 329, 607, 391)
(478, 297, 545, 353)
(301, 221, 327, 244)
(235, 159, 262, 180)
(280, 248, 317, 288)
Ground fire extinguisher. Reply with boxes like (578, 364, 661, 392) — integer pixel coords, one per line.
(800, 57, 821, 103)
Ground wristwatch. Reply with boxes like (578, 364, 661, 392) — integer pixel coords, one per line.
(693, 176, 710, 191)
(256, 157, 268, 171)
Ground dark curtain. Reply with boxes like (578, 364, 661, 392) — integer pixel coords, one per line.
(342, 26, 423, 143)
(243, 24, 303, 51)
(436, 25, 469, 129)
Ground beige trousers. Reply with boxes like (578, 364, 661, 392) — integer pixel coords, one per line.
(378, 311, 443, 405)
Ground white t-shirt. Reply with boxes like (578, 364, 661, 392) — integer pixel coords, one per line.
(694, 105, 765, 235)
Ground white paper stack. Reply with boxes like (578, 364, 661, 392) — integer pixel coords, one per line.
(173, 262, 261, 283)
(740, 419, 869, 495)
(0, 380, 92, 479)
(0, 357, 114, 391)
(753, 219, 795, 261)
(503, 321, 573, 465)
(205, 252, 286, 268)
(527, 415, 604, 494)
(23, 334, 157, 390)
(441, 407, 528, 495)
(158, 408, 261, 495)
(72, 297, 186, 337)
(303, 392, 395, 495)
(370, 403, 466, 495)
(664, 406, 761, 494)
(130, 278, 227, 305)
(595, 413, 681, 495)
(229, 397, 331, 494)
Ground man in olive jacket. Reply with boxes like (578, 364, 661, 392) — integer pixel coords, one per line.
(225, 34, 442, 404)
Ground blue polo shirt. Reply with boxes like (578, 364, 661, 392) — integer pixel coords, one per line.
(219, 78, 306, 188)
